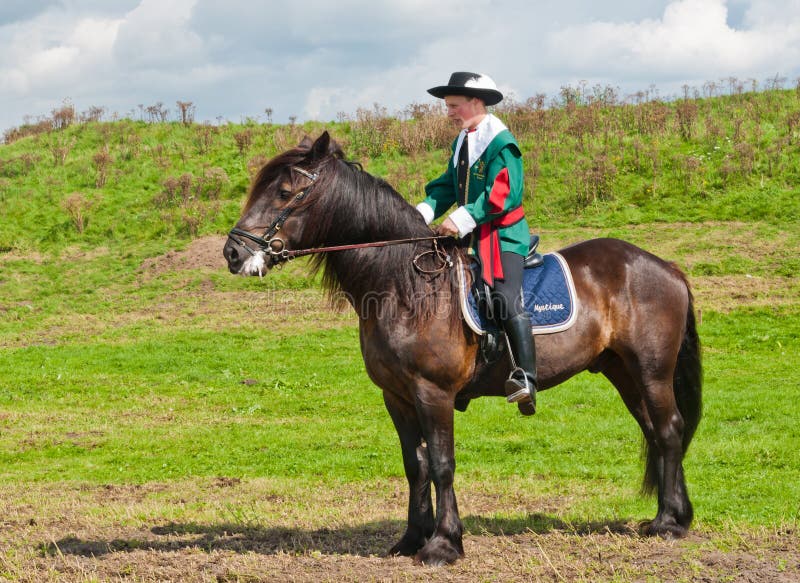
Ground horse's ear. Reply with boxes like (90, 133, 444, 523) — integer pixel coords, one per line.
(298, 135, 314, 149)
(309, 131, 331, 160)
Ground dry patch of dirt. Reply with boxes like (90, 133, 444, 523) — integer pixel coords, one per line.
(134, 236, 358, 330)
(539, 223, 798, 313)
(121, 288, 358, 332)
(1, 244, 110, 265)
(139, 235, 229, 276)
(539, 222, 788, 259)
(136, 231, 793, 316)
(0, 479, 796, 582)
(692, 274, 800, 313)
(0, 248, 45, 264)
(3, 226, 794, 349)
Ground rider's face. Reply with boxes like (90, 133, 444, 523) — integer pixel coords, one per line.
(444, 95, 486, 130)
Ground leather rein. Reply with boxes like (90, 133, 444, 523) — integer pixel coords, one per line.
(227, 165, 453, 274)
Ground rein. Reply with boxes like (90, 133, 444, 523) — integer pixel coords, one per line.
(227, 165, 454, 274)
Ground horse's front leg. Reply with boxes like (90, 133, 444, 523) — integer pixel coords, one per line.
(383, 391, 434, 557)
(413, 383, 464, 566)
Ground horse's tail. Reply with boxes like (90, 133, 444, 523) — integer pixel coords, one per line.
(643, 285, 703, 494)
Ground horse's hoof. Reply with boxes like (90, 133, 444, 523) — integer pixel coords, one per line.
(413, 536, 463, 566)
(640, 518, 688, 539)
(388, 535, 425, 557)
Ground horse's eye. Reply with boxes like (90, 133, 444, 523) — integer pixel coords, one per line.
(278, 189, 292, 200)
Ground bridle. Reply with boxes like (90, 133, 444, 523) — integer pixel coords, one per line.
(227, 165, 453, 273)
(228, 165, 319, 265)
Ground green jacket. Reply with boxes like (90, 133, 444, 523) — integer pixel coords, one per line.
(421, 121, 529, 259)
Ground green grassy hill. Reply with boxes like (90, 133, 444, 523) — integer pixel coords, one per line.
(1, 86, 798, 257)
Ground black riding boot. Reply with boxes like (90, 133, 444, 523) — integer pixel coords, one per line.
(503, 313, 538, 416)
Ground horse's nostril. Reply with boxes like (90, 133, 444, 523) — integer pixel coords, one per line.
(223, 240, 242, 270)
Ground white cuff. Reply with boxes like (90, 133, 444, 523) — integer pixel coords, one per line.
(448, 207, 477, 238)
(416, 202, 434, 225)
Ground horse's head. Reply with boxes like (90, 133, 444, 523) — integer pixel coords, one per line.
(223, 132, 340, 276)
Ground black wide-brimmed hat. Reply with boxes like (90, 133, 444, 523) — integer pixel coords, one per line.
(427, 72, 504, 106)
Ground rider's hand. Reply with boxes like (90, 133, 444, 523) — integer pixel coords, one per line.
(436, 217, 460, 237)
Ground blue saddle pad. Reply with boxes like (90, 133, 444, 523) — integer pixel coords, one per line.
(460, 252, 578, 335)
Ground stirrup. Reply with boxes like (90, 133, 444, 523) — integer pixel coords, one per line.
(505, 367, 533, 403)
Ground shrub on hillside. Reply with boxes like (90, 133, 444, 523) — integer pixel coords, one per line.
(195, 124, 219, 154)
(572, 153, 618, 211)
(92, 146, 113, 188)
(3, 120, 54, 144)
(50, 136, 76, 166)
(51, 101, 76, 130)
(156, 168, 230, 207)
(233, 129, 253, 156)
(61, 192, 93, 234)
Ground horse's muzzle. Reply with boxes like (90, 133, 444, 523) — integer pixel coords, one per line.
(222, 236, 246, 274)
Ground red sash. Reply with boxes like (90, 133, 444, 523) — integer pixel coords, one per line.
(477, 205, 525, 286)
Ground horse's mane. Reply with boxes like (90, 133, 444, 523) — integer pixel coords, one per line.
(245, 137, 462, 321)
(313, 156, 462, 320)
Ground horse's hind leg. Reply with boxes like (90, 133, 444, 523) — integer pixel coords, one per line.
(602, 353, 692, 537)
(383, 392, 434, 556)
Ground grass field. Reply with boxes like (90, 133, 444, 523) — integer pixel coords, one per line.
(2, 87, 799, 579)
(1, 223, 798, 581)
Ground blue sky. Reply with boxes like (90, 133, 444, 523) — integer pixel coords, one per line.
(1, 0, 799, 132)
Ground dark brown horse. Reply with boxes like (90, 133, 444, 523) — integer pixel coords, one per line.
(222, 132, 702, 566)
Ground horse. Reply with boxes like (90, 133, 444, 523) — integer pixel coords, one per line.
(222, 131, 702, 566)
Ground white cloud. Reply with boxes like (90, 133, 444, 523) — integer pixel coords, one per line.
(28, 45, 80, 78)
(545, 0, 800, 83)
(741, 0, 800, 26)
(113, 0, 203, 69)
(0, 10, 121, 96)
(304, 87, 348, 120)
(1, 0, 799, 133)
(0, 70, 27, 94)
(303, 64, 433, 120)
(69, 17, 122, 54)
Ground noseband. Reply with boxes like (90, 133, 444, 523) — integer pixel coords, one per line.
(227, 165, 319, 265)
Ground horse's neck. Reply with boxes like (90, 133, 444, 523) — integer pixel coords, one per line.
(327, 244, 411, 302)
(348, 197, 427, 242)
(319, 166, 448, 316)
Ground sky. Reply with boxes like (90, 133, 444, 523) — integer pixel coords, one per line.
(1, 0, 799, 132)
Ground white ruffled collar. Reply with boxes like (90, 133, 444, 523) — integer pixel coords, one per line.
(452, 113, 508, 168)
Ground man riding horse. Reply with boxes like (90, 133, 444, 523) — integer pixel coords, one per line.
(416, 71, 537, 415)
